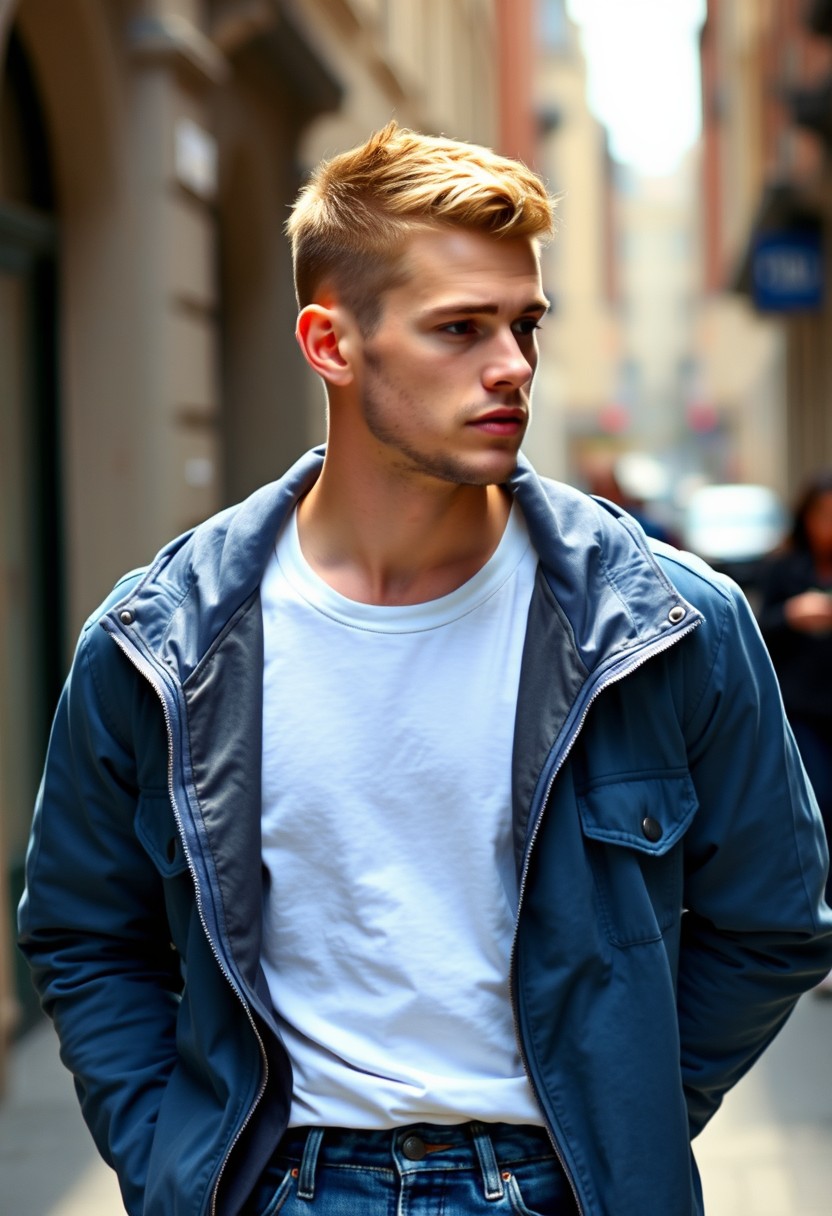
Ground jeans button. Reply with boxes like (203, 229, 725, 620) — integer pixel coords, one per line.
(402, 1134, 427, 1161)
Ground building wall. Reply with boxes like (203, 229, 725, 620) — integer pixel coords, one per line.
(617, 164, 703, 466)
(0, 0, 509, 1085)
(699, 0, 832, 501)
(693, 0, 792, 498)
(527, 2, 619, 482)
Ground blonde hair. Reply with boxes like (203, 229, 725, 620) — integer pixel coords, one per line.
(286, 121, 556, 332)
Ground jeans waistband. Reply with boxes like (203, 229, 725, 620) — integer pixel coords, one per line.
(275, 1122, 555, 1202)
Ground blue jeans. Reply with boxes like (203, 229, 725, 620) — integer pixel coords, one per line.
(244, 1122, 578, 1215)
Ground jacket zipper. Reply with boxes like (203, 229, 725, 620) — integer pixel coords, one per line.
(104, 621, 269, 1216)
(509, 618, 701, 1215)
(106, 595, 698, 1216)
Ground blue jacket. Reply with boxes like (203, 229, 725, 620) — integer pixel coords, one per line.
(19, 449, 832, 1216)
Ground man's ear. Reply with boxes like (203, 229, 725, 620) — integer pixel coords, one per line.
(295, 304, 356, 386)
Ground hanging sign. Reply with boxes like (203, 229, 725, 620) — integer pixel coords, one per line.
(752, 228, 823, 312)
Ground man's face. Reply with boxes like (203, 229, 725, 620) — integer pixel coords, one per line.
(343, 227, 548, 488)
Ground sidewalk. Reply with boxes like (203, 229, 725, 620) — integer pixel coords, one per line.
(695, 988, 832, 1215)
(0, 1017, 124, 1214)
(1, 993, 830, 1215)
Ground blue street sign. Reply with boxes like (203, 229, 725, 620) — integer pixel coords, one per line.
(752, 228, 824, 312)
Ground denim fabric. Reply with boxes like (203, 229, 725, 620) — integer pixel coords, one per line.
(244, 1122, 578, 1216)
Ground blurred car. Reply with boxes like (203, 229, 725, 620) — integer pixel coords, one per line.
(681, 483, 788, 591)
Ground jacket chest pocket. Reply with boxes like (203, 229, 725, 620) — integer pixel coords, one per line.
(135, 791, 193, 964)
(577, 774, 697, 947)
(136, 791, 188, 878)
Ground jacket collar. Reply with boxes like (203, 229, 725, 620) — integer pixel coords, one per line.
(510, 456, 700, 672)
(111, 447, 699, 681)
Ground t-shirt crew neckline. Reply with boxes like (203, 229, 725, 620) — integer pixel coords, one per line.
(276, 502, 532, 634)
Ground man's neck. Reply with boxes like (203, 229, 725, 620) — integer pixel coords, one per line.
(295, 463, 513, 606)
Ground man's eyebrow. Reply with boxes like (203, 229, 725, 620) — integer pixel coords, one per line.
(420, 299, 550, 320)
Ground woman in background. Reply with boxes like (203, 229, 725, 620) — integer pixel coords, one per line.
(758, 472, 832, 992)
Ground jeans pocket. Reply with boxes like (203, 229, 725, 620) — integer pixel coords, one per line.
(253, 1166, 296, 1216)
(503, 1158, 576, 1216)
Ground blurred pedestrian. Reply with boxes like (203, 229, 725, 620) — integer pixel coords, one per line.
(17, 123, 832, 1216)
(586, 456, 680, 545)
(758, 472, 832, 929)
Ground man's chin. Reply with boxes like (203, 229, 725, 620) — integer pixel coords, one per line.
(435, 451, 521, 488)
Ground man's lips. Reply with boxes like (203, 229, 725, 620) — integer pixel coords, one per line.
(467, 407, 527, 436)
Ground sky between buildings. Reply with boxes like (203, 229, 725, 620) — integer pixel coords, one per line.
(565, 0, 707, 176)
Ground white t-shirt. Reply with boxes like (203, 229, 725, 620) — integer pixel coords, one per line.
(260, 502, 542, 1128)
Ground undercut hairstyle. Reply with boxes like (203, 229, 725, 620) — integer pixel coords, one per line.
(286, 121, 557, 334)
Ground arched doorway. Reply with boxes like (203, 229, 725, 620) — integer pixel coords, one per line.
(0, 24, 61, 1051)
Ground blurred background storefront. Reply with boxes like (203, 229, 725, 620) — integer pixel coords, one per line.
(3, 0, 832, 1088)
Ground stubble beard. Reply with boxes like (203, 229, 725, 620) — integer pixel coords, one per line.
(360, 381, 525, 488)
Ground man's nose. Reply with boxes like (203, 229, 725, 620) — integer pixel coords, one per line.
(482, 331, 535, 391)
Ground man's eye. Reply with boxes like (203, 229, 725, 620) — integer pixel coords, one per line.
(513, 318, 543, 337)
(441, 320, 477, 336)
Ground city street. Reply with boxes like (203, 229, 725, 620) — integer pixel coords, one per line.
(2, 3, 832, 1213)
(1, 988, 830, 1215)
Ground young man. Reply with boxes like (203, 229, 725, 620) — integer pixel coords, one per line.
(19, 123, 832, 1216)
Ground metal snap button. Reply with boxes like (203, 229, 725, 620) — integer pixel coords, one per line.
(401, 1134, 427, 1161)
(668, 605, 685, 624)
(641, 816, 663, 843)
(119, 609, 135, 625)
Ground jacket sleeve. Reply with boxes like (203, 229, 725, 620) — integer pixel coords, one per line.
(17, 615, 182, 1216)
(677, 574, 832, 1137)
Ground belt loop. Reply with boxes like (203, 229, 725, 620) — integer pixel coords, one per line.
(470, 1122, 504, 1201)
(297, 1128, 324, 1200)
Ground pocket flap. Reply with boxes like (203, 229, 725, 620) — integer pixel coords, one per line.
(578, 773, 697, 856)
(135, 791, 188, 877)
